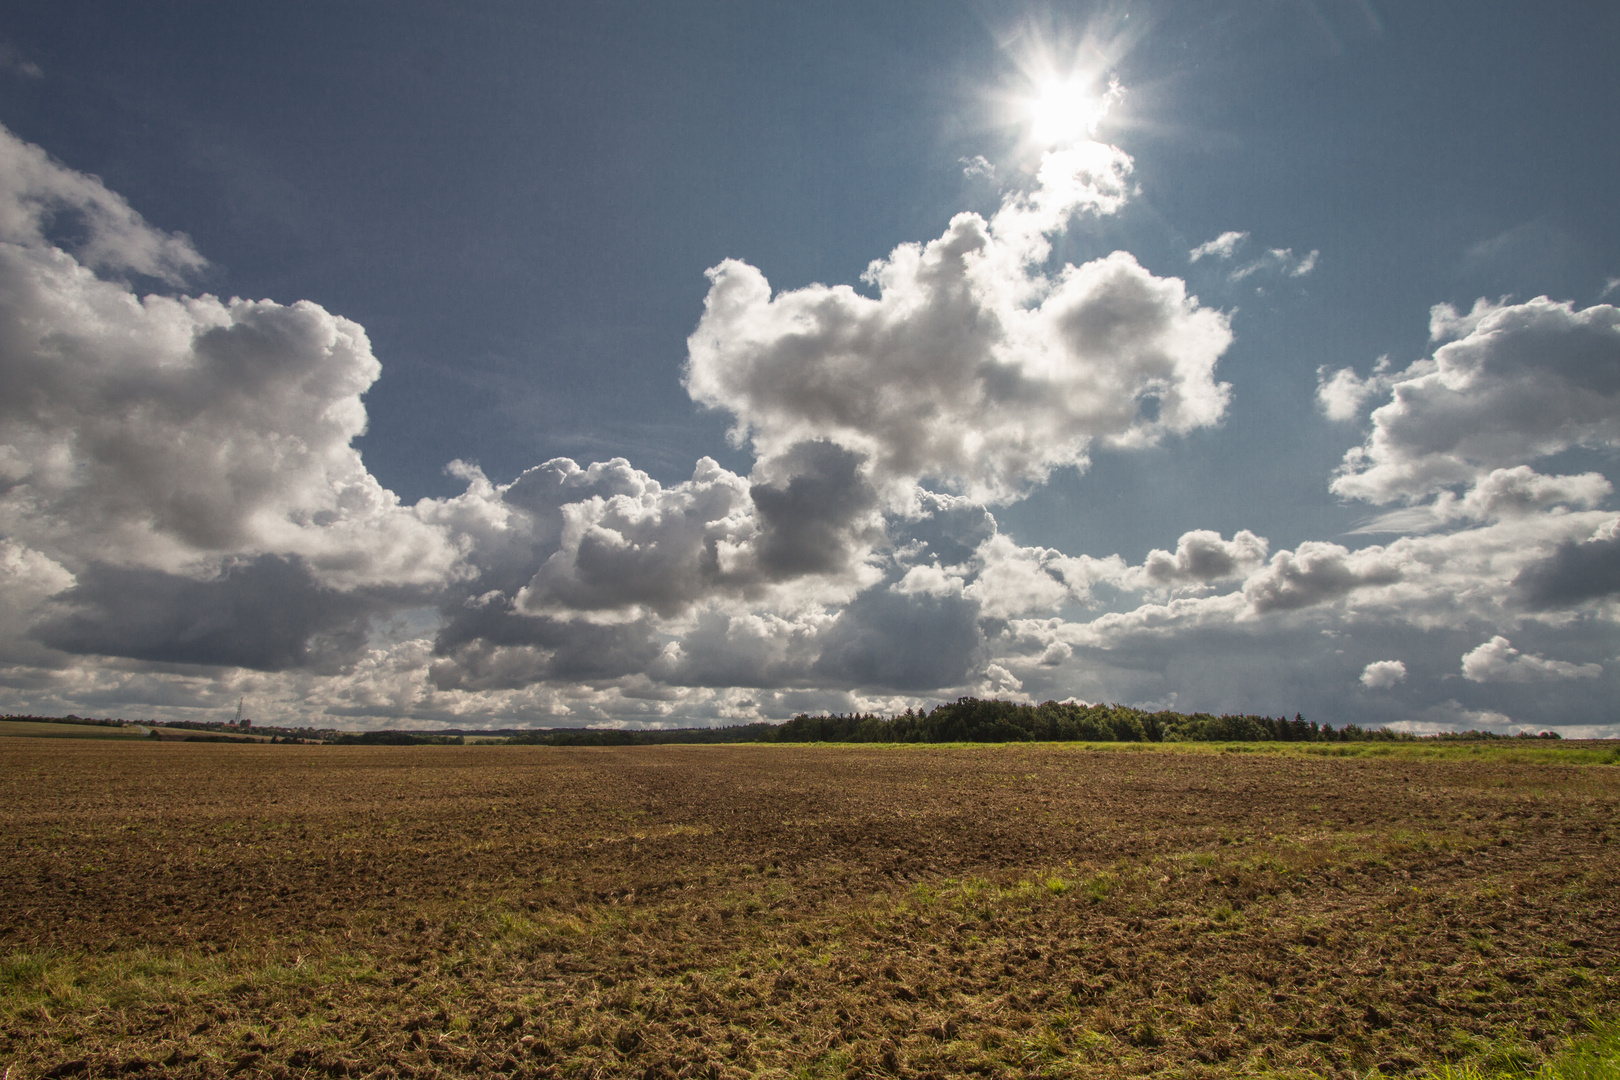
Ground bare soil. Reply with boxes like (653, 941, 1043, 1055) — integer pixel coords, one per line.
(1, 740, 1615, 1078)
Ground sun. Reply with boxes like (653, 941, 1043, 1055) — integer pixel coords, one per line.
(1027, 76, 1102, 147)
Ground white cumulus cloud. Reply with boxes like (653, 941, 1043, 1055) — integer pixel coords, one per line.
(1359, 660, 1406, 689)
(685, 139, 1232, 505)
(1332, 297, 1620, 505)
(0, 125, 467, 677)
(6, 118, 1620, 736)
(1460, 636, 1602, 683)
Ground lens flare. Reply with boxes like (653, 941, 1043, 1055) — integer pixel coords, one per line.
(1028, 77, 1101, 146)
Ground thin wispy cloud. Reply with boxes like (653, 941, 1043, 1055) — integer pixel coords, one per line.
(0, 43, 42, 79)
(1229, 246, 1318, 281)
(1189, 230, 1247, 262)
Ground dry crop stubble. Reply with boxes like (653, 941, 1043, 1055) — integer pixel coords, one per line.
(0, 739, 1616, 1079)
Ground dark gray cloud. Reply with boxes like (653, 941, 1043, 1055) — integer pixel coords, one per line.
(429, 629, 665, 692)
(37, 555, 380, 672)
(813, 587, 983, 691)
(751, 441, 879, 579)
(430, 589, 665, 690)
(657, 610, 818, 690)
(1513, 531, 1620, 609)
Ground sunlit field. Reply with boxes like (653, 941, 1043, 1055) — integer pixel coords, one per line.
(2, 739, 1616, 1079)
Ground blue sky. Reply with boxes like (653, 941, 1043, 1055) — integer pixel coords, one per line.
(2, 2, 1618, 733)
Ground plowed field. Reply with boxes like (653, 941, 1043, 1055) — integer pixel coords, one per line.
(1, 740, 1616, 1079)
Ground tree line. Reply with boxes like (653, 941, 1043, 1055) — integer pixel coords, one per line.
(769, 697, 1410, 744)
(503, 699, 1444, 746)
(8, 702, 1563, 746)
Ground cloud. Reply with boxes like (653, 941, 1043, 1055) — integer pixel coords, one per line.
(503, 443, 886, 624)
(1316, 355, 1399, 422)
(899, 492, 997, 567)
(429, 614, 666, 692)
(1229, 247, 1318, 282)
(0, 126, 1241, 713)
(1460, 636, 1602, 683)
(1351, 466, 1611, 535)
(685, 139, 1232, 504)
(1232, 512, 1610, 625)
(1137, 529, 1268, 590)
(893, 562, 966, 599)
(1316, 365, 1383, 421)
(0, 539, 74, 666)
(1359, 660, 1406, 689)
(1460, 466, 1612, 520)
(960, 155, 995, 179)
(0, 126, 463, 598)
(964, 532, 1124, 619)
(36, 555, 387, 673)
(0, 124, 463, 675)
(1188, 232, 1315, 281)
(812, 586, 983, 692)
(419, 452, 1620, 708)
(1415, 699, 1516, 733)
(1332, 297, 1620, 504)
(425, 445, 887, 630)
(0, 124, 202, 284)
(654, 610, 823, 690)
(1461, 219, 1571, 280)
(0, 44, 43, 80)
(1512, 520, 1620, 609)
(5, 121, 1620, 734)
(1189, 231, 1247, 262)
(1040, 508, 1618, 650)
(1241, 541, 1402, 614)
(415, 447, 887, 695)
(509, 456, 759, 621)
(750, 441, 884, 580)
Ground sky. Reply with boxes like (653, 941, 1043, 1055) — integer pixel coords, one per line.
(1, 1, 1618, 734)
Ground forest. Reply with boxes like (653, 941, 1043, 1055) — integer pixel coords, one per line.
(9, 700, 1565, 746)
(771, 697, 1391, 744)
(512, 697, 1563, 746)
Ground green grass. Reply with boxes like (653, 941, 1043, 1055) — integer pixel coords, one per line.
(1421, 1022, 1620, 1079)
(0, 720, 145, 739)
(748, 738, 1620, 765)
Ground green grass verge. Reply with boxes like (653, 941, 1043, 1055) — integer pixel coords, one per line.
(0, 720, 145, 739)
(766, 739, 1620, 766)
(1419, 1022, 1620, 1079)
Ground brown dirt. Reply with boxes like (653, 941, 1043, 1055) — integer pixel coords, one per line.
(0, 740, 1615, 1078)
